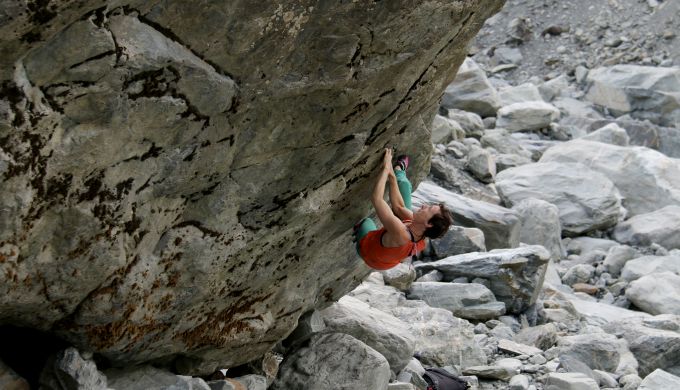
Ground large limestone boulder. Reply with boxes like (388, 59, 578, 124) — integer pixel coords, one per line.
(0, 0, 505, 372)
(389, 300, 487, 368)
(585, 65, 680, 127)
(556, 333, 635, 374)
(621, 255, 680, 282)
(272, 333, 391, 390)
(441, 57, 501, 117)
(320, 296, 415, 373)
(603, 315, 680, 377)
(413, 181, 520, 250)
(496, 162, 625, 235)
(541, 139, 680, 217)
(613, 205, 680, 250)
(626, 272, 680, 315)
(414, 246, 550, 313)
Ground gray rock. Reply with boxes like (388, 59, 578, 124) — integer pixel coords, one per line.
(566, 237, 620, 257)
(492, 47, 524, 66)
(580, 123, 630, 146)
(416, 270, 444, 283)
(639, 369, 680, 389)
(320, 296, 415, 373)
(498, 339, 543, 356)
(593, 370, 619, 388)
(626, 272, 680, 315)
(613, 205, 680, 250)
(232, 375, 266, 390)
(495, 153, 534, 172)
(273, 333, 390, 390)
(553, 97, 604, 120)
(467, 146, 496, 183)
(407, 282, 504, 320)
(442, 57, 502, 117)
(541, 139, 680, 217)
(539, 75, 571, 102)
(382, 263, 417, 291)
(620, 374, 643, 390)
(446, 109, 486, 137)
(39, 347, 107, 390)
(603, 245, 640, 277)
(546, 372, 599, 390)
(413, 181, 520, 250)
(513, 323, 558, 351)
(585, 65, 680, 127)
(429, 152, 503, 205)
(562, 264, 595, 286)
(431, 226, 486, 258)
(558, 354, 597, 381)
(481, 130, 534, 160)
(282, 310, 325, 349)
(432, 115, 465, 144)
(509, 374, 530, 390)
(621, 255, 680, 282)
(513, 198, 565, 260)
(496, 162, 625, 235)
(498, 83, 543, 106)
(389, 300, 487, 367)
(557, 333, 632, 373)
(0, 0, 505, 371)
(414, 246, 550, 313)
(603, 316, 680, 377)
(462, 365, 516, 381)
(496, 101, 561, 132)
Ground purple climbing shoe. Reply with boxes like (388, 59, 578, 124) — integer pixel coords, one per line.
(396, 155, 410, 171)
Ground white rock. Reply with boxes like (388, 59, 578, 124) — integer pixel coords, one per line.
(626, 272, 680, 315)
(639, 368, 680, 389)
(546, 372, 598, 390)
(496, 101, 561, 132)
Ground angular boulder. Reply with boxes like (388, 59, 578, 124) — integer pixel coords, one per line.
(639, 369, 680, 390)
(496, 101, 560, 132)
(272, 333, 390, 390)
(541, 139, 680, 216)
(585, 65, 680, 127)
(414, 246, 550, 313)
(441, 57, 501, 117)
(496, 162, 624, 235)
(512, 198, 565, 260)
(0, 0, 505, 371)
(626, 273, 680, 315)
(613, 205, 680, 250)
(621, 255, 680, 282)
(389, 300, 486, 368)
(603, 316, 680, 377)
(580, 123, 630, 146)
(320, 296, 415, 373)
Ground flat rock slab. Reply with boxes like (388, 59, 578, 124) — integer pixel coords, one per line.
(415, 246, 550, 313)
(639, 368, 680, 390)
(498, 339, 543, 356)
(547, 372, 599, 390)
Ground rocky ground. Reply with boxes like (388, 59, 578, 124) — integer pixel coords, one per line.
(2, 1, 680, 389)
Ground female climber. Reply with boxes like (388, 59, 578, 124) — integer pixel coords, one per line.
(354, 148, 452, 270)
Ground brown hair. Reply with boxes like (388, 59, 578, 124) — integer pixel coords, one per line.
(424, 203, 453, 239)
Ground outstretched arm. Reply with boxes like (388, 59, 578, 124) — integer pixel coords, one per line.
(372, 149, 409, 243)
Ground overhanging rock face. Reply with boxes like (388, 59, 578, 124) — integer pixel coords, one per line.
(0, 0, 505, 373)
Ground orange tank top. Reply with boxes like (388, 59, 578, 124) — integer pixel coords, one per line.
(359, 221, 426, 270)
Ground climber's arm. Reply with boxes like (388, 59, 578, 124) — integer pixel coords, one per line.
(372, 149, 409, 243)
